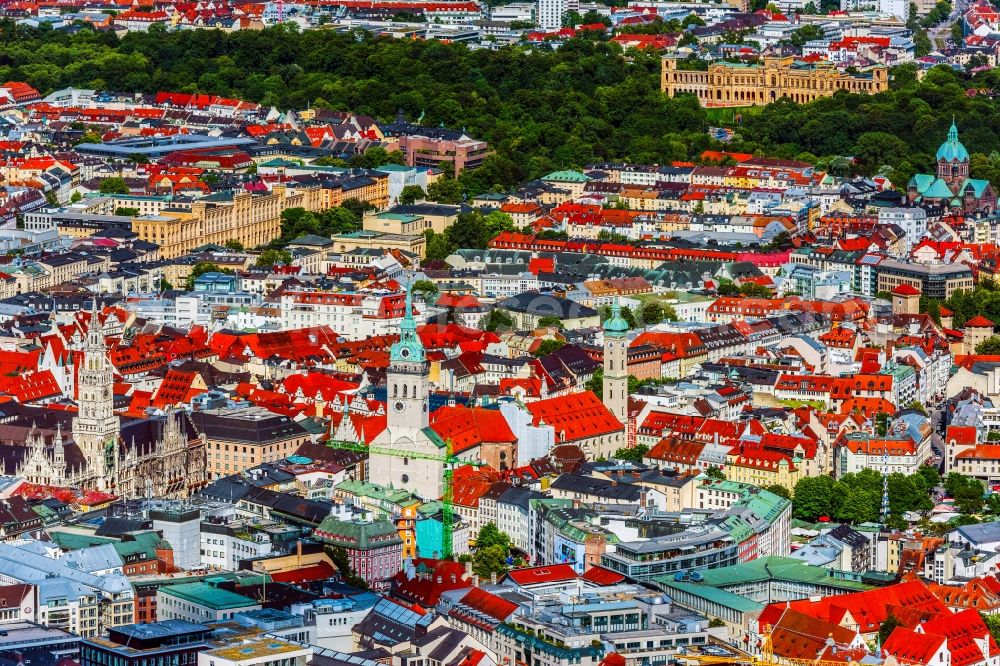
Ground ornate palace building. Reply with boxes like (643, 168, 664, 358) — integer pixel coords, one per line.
(12, 304, 207, 497)
(661, 56, 889, 107)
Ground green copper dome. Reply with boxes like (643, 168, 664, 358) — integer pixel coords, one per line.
(937, 121, 969, 163)
(603, 299, 630, 336)
(390, 283, 426, 363)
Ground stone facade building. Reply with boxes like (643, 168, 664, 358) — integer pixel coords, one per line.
(661, 56, 889, 107)
(13, 303, 207, 497)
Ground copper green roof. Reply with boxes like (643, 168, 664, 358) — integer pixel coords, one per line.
(922, 178, 955, 199)
(542, 170, 591, 183)
(316, 516, 402, 549)
(158, 582, 258, 610)
(937, 121, 969, 163)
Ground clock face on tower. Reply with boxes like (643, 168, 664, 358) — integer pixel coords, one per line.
(399, 347, 411, 359)
(393, 400, 406, 413)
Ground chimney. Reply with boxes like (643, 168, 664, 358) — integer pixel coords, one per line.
(296, 539, 303, 564)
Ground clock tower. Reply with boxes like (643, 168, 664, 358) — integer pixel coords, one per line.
(368, 283, 443, 499)
(387, 284, 429, 431)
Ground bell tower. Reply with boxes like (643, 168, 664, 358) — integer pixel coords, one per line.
(603, 299, 629, 424)
(386, 284, 429, 431)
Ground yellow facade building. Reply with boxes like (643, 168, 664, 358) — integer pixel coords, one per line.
(661, 56, 889, 107)
(131, 185, 322, 259)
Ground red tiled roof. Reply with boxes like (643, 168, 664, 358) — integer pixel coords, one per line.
(455, 586, 518, 621)
(429, 405, 516, 454)
(892, 284, 921, 296)
(526, 391, 623, 443)
(269, 562, 336, 584)
(580, 566, 626, 586)
(503, 564, 577, 586)
(946, 425, 978, 447)
(965, 315, 995, 328)
(920, 608, 1000, 666)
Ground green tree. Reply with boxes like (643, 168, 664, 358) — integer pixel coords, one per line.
(70, 191, 82, 203)
(705, 466, 725, 480)
(326, 545, 369, 589)
(918, 465, 941, 489)
(613, 444, 649, 463)
(185, 262, 234, 290)
(99, 177, 129, 194)
(423, 229, 455, 262)
(114, 207, 139, 216)
(472, 544, 509, 579)
(764, 484, 791, 500)
(398, 184, 426, 205)
(980, 611, 1000, 644)
(255, 249, 292, 267)
(906, 400, 928, 415)
(976, 336, 1000, 355)
(534, 339, 566, 356)
(483, 308, 514, 333)
(427, 176, 462, 204)
(739, 282, 773, 298)
(411, 279, 438, 300)
(341, 198, 375, 220)
(586, 367, 604, 399)
(351, 146, 404, 169)
(793, 476, 837, 520)
(879, 614, 901, 644)
(224, 239, 245, 252)
(638, 301, 664, 326)
(537, 315, 564, 330)
(475, 523, 512, 551)
(789, 24, 824, 47)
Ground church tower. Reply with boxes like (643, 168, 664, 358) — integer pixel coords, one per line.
(72, 301, 119, 489)
(936, 119, 970, 191)
(387, 285, 429, 431)
(368, 283, 442, 499)
(603, 299, 629, 424)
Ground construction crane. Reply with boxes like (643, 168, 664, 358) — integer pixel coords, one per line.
(676, 626, 867, 666)
(327, 438, 484, 559)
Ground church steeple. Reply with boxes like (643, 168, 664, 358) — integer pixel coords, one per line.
(387, 281, 429, 432)
(390, 282, 426, 365)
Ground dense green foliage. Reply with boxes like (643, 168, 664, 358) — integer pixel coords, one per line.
(793, 469, 934, 523)
(0, 23, 708, 192)
(276, 205, 363, 247)
(925, 278, 1000, 330)
(423, 211, 516, 261)
(472, 523, 512, 578)
(613, 444, 650, 463)
(6, 23, 1000, 197)
(945, 472, 986, 514)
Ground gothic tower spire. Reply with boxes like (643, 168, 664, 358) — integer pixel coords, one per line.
(72, 298, 119, 490)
